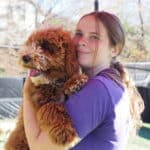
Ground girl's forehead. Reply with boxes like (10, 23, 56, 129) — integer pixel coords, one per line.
(76, 15, 107, 35)
(77, 15, 96, 27)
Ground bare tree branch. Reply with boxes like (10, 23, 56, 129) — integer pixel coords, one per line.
(21, 0, 45, 16)
(138, 0, 144, 38)
(137, 0, 145, 51)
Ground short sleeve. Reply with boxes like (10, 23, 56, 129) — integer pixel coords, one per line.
(64, 78, 111, 139)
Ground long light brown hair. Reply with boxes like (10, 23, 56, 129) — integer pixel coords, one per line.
(79, 11, 144, 134)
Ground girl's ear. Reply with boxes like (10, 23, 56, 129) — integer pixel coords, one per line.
(111, 45, 120, 58)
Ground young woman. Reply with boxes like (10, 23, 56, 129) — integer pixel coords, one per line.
(23, 11, 144, 150)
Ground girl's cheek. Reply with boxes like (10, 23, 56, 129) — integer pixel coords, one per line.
(88, 40, 100, 49)
(73, 37, 79, 45)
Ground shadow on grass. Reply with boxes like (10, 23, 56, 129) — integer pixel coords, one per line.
(138, 126, 150, 140)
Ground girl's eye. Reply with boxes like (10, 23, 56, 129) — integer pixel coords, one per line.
(75, 32, 82, 37)
(90, 35, 100, 40)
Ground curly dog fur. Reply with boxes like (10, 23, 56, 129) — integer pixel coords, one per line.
(5, 27, 88, 150)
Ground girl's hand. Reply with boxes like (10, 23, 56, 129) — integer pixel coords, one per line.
(23, 80, 67, 150)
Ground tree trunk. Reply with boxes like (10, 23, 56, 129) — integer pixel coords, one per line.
(137, 0, 145, 51)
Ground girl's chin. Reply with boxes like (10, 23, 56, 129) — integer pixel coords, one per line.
(78, 60, 93, 69)
(77, 56, 95, 68)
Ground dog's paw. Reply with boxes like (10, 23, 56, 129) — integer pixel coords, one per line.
(64, 74, 88, 95)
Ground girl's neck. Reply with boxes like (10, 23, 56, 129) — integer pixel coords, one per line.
(83, 63, 110, 77)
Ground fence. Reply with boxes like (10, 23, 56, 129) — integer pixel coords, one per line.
(0, 62, 150, 122)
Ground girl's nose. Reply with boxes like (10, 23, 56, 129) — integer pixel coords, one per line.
(78, 37, 87, 47)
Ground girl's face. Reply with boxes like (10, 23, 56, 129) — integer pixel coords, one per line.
(73, 15, 117, 69)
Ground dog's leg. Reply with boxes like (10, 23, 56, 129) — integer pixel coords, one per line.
(4, 105, 29, 150)
(64, 73, 88, 95)
(37, 103, 80, 148)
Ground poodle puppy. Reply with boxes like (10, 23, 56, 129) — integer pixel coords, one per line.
(5, 27, 88, 150)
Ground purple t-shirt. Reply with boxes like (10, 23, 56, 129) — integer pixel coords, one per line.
(64, 68, 130, 150)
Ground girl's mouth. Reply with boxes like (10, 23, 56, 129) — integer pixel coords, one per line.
(77, 50, 91, 54)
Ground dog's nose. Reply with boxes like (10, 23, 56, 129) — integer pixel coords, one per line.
(22, 55, 31, 63)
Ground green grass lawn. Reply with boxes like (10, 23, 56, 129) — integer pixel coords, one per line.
(126, 123, 150, 150)
(0, 119, 150, 150)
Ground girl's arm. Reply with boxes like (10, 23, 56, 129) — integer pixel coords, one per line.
(23, 79, 67, 150)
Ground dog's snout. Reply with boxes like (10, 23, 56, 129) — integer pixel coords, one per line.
(22, 55, 31, 63)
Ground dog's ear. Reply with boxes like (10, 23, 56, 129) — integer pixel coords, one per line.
(64, 42, 79, 77)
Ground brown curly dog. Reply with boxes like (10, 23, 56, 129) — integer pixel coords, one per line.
(5, 27, 88, 150)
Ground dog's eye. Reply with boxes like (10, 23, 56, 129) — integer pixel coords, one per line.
(40, 40, 58, 53)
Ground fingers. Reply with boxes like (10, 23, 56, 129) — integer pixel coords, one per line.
(23, 97, 41, 145)
(23, 77, 36, 97)
(23, 77, 31, 91)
